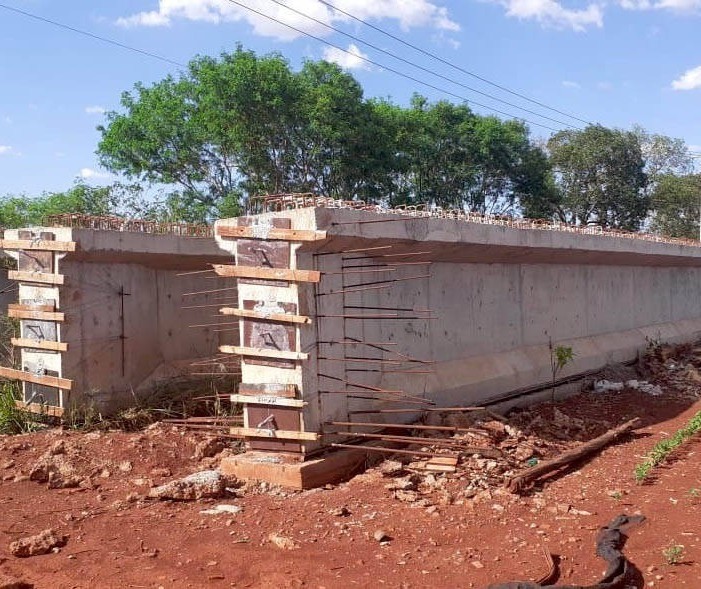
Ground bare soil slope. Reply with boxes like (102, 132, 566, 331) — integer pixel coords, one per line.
(1, 347, 700, 588)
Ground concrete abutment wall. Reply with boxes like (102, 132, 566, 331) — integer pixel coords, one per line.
(1, 227, 236, 414)
(213, 207, 701, 459)
(4, 206, 701, 458)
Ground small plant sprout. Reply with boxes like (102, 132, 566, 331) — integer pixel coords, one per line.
(548, 337, 576, 402)
(687, 487, 701, 500)
(662, 543, 684, 565)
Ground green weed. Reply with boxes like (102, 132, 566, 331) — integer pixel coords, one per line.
(0, 381, 38, 435)
(662, 543, 685, 565)
(634, 410, 701, 483)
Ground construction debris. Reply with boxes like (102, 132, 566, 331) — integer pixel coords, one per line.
(9, 529, 68, 558)
(504, 418, 640, 493)
(594, 379, 662, 396)
(148, 470, 228, 501)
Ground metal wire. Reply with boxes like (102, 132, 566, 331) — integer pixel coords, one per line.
(45, 214, 212, 237)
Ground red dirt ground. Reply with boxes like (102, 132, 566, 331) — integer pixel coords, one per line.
(1, 367, 701, 588)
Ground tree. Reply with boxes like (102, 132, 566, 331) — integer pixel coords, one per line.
(515, 144, 561, 220)
(650, 174, 701, 239)
(382, 95, 551, 215)
(632, 125, 694, 193)
(548, 125, 648, 230)
(0, 181, 113, 228)
(98, 47, 390, 219)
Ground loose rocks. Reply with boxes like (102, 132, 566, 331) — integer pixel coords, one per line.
(148, 470, 227, 501)
(9, 529, 67, 558)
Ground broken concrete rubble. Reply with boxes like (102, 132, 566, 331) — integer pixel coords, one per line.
(148, 470, 228, 501)
(9, 529, 67, 558)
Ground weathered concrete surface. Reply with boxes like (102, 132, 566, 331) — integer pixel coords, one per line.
(2, 227, 236, 412)
(216, 208, 701, 450)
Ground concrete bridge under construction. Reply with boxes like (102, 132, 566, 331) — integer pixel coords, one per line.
(4, 202, 701, 486)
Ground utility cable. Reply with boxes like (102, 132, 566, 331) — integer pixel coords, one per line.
(0, 2, 185, 68)
(0, 0, 573, 132)
(263, 0, 578, 129)
(223, 0, 561, 132)
(317, 0, 594, 127)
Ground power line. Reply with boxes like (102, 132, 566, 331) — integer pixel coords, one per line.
(317, 0, 594, 127)
(223, 0, 561, 132)
(0, 2, 185, 68)
(0, 0, 573, 133)
(263, 0, 578, 129)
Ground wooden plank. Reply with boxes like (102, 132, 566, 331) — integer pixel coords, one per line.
(231, 394, 305, 408)
(424, 456, 459, 473)
(229, 427, 318, 441)
(0, 239, 76, 252)
(11, 338, 68, 352)
(219, 307, 311, 325)
(8, 271, 65, 285)
(217, 225, 327, 242)
(219, 346, 308, 361)
(8, 303, 55, 313)
(14, 400, 64, 417)
(212, 264, 320, 283)
(8, 308, 65, 322)
(238, 383, 297, 398)
(0, 366, 72, 390)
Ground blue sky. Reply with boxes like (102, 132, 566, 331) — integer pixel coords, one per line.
(0, 0, 700, 196)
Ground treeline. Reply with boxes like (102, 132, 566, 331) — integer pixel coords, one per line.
(2, 47, 699, 239)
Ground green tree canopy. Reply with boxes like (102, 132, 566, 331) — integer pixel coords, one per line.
(0, 181, 113, 228)
(97, 47, 553, 219)
(98, 47, 394, 219)
(548, 125, 648, 230)
(650, 174, 701, 240)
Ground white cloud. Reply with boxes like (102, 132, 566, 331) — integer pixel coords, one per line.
(79, 167, 111, 180)
(85, 105, 106, 115)
(672, 65, 701, 90)
(2, 116, 11, 125)
(619, 0, 701, 10)
(322, 43, 370, 70)
(0, 145, 14, 155)
(116, 0, 459, 41)
(562, 80, 581, 88)
(491, 0, 603, 31)
(597, 81, 613, 90)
